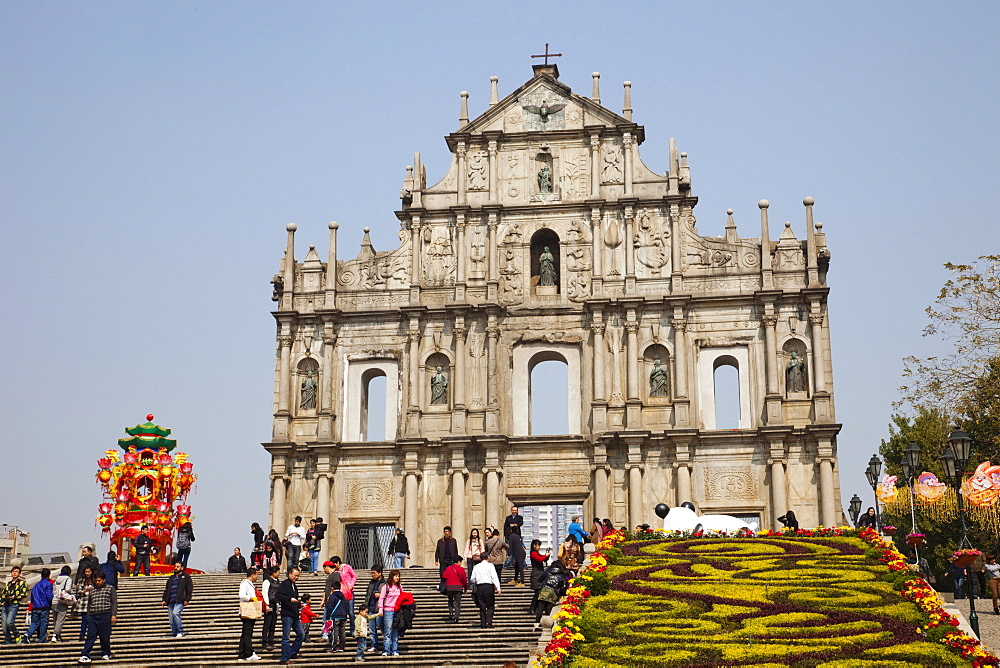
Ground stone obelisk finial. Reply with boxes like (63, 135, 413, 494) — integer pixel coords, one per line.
(623, 81, 632, 121)
(489, 77, 499, 107)
(459, 91, 469, 128)
(591, 72, 601, 104)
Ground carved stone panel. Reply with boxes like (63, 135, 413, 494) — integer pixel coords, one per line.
(704, 467, 758, 501)
(345, 479, 395, 511)
(506, 468, 590, 495)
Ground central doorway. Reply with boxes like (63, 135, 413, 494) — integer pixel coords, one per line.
(344, 523, 396, 570)
(518, 503, 584, 553)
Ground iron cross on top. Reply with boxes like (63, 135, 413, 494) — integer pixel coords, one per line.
(531, 43, 563, 65)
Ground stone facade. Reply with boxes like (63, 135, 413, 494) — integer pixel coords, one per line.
(263, 64, 842, 564)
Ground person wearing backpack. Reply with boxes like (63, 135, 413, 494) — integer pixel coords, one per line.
(176, 522, 196, 569)
(535, 560, 568, 625)
(50, 565, 75, 643)
(323, 581, 348, 652)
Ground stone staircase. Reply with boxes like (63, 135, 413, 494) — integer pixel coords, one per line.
(0, 569, 542, 667)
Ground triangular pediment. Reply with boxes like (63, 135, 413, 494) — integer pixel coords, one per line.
(452, 73, 636, 143)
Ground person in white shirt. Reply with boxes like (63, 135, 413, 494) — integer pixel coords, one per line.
(468, 553, 501, 628)
(285, 517, 307, 572)
(237, 567, 262, 662)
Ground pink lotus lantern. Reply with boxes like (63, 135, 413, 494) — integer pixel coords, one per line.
(98, 502, 113, 514)
(179, 462, 193, 475)
(158, 453, 172, 467)
(98, 457, 112, 470)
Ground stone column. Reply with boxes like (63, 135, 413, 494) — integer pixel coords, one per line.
(626, 321, 640, 401)
(488, 140, 498, 205)
(450, 446, 467, 542)
(669, 204, 683, 293)
(278, 332, 292, 415)
(594, 466, 609, 520)
(804, 196, 819, 287)
(758, 200, 773, 291)
(763, 315, 779, 396)
(316, 472, 331, 532)
(628, 465, 643, 527)
(405, 472, 419, 539)
(624, 205, 635, 283)
(809, 313, 827, 393)
(455, 213, 467, 286)
(454, 321, 467, 408)
(770, 460, 787, 528)
(485, 469, 500, 530)
(487, 213, 499, 284)
(409, 214, 422, 301)
(457, 142, 467, 206)
(319, 328, 337, 440)
(589, 133, 601, 197)
(591, 323, 606, 401)
(270, 473, 287, 532)
(672, 318, 688, 398)
(590, 205, 603, 294)
(623, 132, 634, 195)
(676, 463, 692, 505)
(407, 324, 420, 409)
(819, 458, 836, 526)
(486, 321, 499, 407)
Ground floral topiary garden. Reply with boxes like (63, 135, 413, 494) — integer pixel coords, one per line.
(535, 528, 998, 667)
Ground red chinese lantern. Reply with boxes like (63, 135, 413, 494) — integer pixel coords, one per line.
(98, 515, 113, 529)
(97, 470, 112, 484)
(113, 502, 127, 516)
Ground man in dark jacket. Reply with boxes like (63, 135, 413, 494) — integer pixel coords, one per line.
(387, 528, 409, 569)
(132, 526, 153, 576)
(160, 558, 193, 638)
(101, 551, 125, 589)
(503, 506, 524, 540)
(76, 546, 101, 583)
(364, 566, 385, 652)
(275, 567, 303, 665)
(434, 526, 460, 590)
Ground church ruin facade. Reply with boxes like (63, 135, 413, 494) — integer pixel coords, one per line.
(263, 63, 842, 565)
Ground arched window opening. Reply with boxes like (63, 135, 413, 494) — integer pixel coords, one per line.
(529, 355, 569, 435)
(713, 357, 741, 430)
(361, 369, 387, 442)
(530, 228, 560, 295)
(643, 343, 670, 400)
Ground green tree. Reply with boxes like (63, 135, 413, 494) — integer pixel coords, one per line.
(901, 255, 1000, 413)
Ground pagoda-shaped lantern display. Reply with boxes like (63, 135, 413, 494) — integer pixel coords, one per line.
(95, 414, 196, 572)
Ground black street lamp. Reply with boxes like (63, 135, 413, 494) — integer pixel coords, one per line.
(901, 442, 922, 562)
(940, 437, 980, 638)
(865, 455, 882, 530)
(848, 494, 862, 527)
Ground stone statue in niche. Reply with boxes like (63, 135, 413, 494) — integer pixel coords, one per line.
(649, 360, 668, 397)
(300, 369, 317, 410)
(430, 366, 449, 404)
(468, 151, 487, 191)
(786, 352, 807, 393)
(634, 214, 669, 271)
(537, 165, 552, 193)
(538, 246, 557, 286)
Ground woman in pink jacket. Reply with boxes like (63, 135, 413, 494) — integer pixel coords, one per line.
(376, 570, 403, 656)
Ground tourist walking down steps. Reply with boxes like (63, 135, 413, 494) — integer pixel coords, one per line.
(237, 566, 263, 662)
(77, 570, 117, 664)
(161, 558, 193, 639)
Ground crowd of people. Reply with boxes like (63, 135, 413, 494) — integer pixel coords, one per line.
(0, 508, 601, 664)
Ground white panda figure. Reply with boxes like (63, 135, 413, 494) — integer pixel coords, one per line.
(661, 502, 752, 534)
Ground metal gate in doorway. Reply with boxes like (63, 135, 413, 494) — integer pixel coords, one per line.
(344, 524, 396, 570)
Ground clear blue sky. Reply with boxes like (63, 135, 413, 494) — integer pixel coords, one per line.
(1, 2, 997, 569)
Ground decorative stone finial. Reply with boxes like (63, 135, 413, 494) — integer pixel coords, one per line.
(309, 244, 315, 251)
(592, 72, 601, 103)
(490, 76, 499, 107)
(329, 221, 339, 230)
(726, 208, 734, 215)
(758, 200, 770, 209)
(623, 81, 633, 121)
(459, 91, 469, 127)
(286, 223, 297, 232)
(785, 221, 792, 228)
(363, 227, 371, 233)
(816, 222, 824, 231)
(803, 196, 815, 206)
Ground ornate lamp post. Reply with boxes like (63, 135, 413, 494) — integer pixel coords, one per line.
(901, 442, 922, 560)
(865, 455, 882, 530)
(941, 428, 979, 638)
(848, 494, 862, 527)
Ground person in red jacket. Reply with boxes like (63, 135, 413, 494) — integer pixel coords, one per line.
(441, 559, 468, 623)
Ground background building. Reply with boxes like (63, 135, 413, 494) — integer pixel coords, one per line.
(0, 525, 30, 568)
